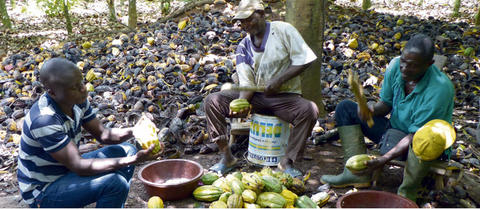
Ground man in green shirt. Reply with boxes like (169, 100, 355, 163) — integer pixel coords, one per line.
(320, 34, 455, 201)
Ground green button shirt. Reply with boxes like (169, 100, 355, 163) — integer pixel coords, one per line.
(380, 57, 454, 134)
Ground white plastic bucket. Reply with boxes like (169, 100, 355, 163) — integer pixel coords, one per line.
(247, 114, 290, 166)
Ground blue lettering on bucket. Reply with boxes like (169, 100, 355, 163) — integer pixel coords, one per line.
(266, 123, 273, 138)
(274, 124, 282, 137)
(248, 152, 279, 163)
(260, 122, 266, 137)
(250, 120, 283, 138)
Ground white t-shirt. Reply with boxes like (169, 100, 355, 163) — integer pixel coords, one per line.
(235, 21, 317, 94)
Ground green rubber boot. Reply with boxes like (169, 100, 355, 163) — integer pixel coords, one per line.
(397, 147, 432, 202)
(320, 125, 371, 188)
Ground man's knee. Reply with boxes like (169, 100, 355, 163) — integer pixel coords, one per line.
(204, 92, 223, 108)
(335, 100, 356, 113)
(297, 99, 319, 120)
(119, 142, 137, 156)
(334, 100, 357, 123)
(305, 101, 319, 121)
(104, 173, 130, 194)
(105, 143, 137, 158)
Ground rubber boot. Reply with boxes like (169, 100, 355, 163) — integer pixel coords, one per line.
(397, 147, 432, 202)
(320, 125, 371, 188)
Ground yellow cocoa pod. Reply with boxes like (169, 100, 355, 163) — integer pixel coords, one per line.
(242, 189, 257, 203)
(85, 83, 94, 92)
(394, 32, 402, 40)
(82, 41, 92, 49)
(85, 69, 96, 82)
(133, 114, 163, 155)
(147, 196, 164, 208)
(147, 37, 155, 45)
(396, 19, 404, 26)
(347, 38, 358, 49)
(280, 189, 298, 206)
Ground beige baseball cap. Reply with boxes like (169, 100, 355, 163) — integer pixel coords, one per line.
(233, 0, 264, 20)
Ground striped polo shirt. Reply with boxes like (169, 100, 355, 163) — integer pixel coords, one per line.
(17, 93, 96, 205)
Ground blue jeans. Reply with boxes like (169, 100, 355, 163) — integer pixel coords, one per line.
(335, 100, 390, 143)
(335, 100, 410, 157)
(32, 142, 137, 208)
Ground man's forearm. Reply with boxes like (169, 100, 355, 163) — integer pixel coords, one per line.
(74, 155, 137, 176)
(100, 128, 130, 144)
(372, 101, 392, 117)
(381, 134, 413, 162)
(275, 64, 310, 85)
(239, 91, 255, 101)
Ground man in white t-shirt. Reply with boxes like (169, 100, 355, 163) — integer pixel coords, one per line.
(203, 0, 319, 177)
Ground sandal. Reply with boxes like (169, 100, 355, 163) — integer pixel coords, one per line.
(209, 159, 238, 175)
(278, 163, 303, 178)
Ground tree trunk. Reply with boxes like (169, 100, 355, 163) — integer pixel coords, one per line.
(285, 0, 326, 117)
(475, 7, 480, 26)
(107, 0, 116, 22)
(62, 0, 72, 34)
(0, 0, 12, 29)
(453, 0, 461, 17)
(362, 0, 371, 10)
(128, 0, 137, 29)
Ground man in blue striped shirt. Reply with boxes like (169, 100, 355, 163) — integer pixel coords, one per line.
(17, 58, 159, 207)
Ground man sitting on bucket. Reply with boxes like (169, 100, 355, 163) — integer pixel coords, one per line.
(203, 0, 319, 177)
(320, 33, 455, 201)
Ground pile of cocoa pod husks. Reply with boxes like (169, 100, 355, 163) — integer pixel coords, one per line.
(0, 2, 479, 199)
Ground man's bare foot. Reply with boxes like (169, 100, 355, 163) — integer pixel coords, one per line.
(278, 158, 303, 178)
(209, 158, 238, 175)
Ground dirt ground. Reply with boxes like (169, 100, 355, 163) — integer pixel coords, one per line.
(128, 140, 404, 208)
(0, 140, 405, 208)
(126, 139, 404, 208)
(3, 0, 472, 207)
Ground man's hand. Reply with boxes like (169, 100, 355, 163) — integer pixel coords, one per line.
(229, 105, 251, 118)
(114, 128, 134, 142)
(351, 156, 387, 176)
(357, 103, 374, 123)
(135, 144, 162, 163)
(265, 78, 282, 96)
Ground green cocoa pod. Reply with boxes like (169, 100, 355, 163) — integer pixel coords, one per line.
(295, 195, 318, 208)
(229, 99, 250, 112)
(201, 172, 220, 185)
(227, 193, 243, 208)
(262, 175, 282, 193)
(209, 200, 228, 208)
(346, 154, 375, 171)
(193, 185, 224, 202)
(256, 192, 286, 208)
(219, 192, 231, 203)
(464, 47, 474, 57)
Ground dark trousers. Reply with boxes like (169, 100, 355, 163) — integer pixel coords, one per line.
(204, 90, 319, 162)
